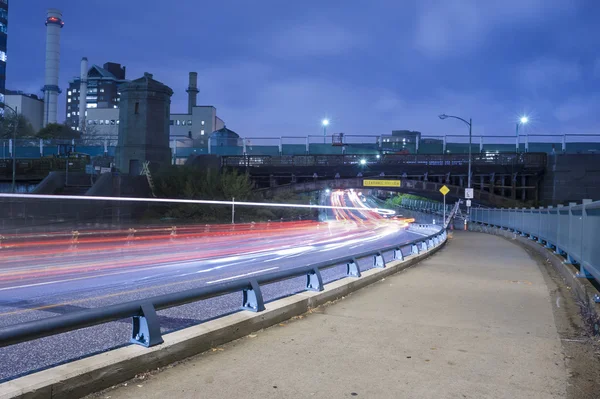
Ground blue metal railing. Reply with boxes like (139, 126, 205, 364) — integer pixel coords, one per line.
(470, 201, 600, 291)
(0, 225, 447, 349)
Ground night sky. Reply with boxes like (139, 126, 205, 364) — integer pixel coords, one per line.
(8, 0, 600, 138)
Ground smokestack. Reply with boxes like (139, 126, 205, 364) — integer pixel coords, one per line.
(186, 72, 199, 114)
(79, 57, 88, 133)
(42, 9, 64, 127)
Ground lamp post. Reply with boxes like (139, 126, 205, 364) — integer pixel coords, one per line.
(439, 114, 472, 226)
(322, 119, 329, 144)
(516, 116, 528, 152)
(4, 104, 19, 193)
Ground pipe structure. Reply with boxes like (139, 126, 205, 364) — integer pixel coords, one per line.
(186, 72, 199, 114)
(42, 9, 64, 127)
(78, 57, 88, 133)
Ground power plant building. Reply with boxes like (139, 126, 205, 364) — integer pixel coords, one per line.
(0, 0, 7, 116)
(169, 72, 225, 147)
(66, 61, 127, 131)
(5, 90, 44, 132)
(42, 9, 64, 127)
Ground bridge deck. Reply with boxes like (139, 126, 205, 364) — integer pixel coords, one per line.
(93, 232, 567, 399)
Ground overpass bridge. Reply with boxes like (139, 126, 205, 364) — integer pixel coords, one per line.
(223, 153, 547, 205)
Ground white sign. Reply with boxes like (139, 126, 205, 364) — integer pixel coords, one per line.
(100, 167, 111, 174)
(465, 188, 474, 199)
(466, 200, 472, 207)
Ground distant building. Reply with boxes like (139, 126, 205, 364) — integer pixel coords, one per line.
(0, 0, 8, 116)
(381, 130, 422, 153)
(116, 73, 173, 174)
(65, 62, 127, 131)
(5, 90, 44, 132)
(85, 107, 119, 144)
(169, 72, 225, 147)
(209, 126, 239, 149)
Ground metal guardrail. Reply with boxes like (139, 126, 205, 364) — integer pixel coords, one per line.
(471, 201, 600, 289)
(0, 226, 447, 349)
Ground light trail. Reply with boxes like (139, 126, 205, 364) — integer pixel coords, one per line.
(0, 193, 395, 214)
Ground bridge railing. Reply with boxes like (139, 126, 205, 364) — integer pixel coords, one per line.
(222, 153, 547, 169)
(0, 225, 447, 349)
(470, 200, 600, 288)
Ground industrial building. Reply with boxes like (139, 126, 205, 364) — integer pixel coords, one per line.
(66, 61, 127, 131)
(42, 9, 64, 126)
(5, 90, 44, 132)
(0, 0, 8, 116)
(169, 72, 225, 147)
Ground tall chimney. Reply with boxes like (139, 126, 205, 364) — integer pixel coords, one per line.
(79, 57, 88, 134)
(42, 9, 64, 127)
(186, 72, 199, 114)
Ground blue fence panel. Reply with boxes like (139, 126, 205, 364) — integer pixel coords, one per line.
(582, 204, 600, 281)
(557, 207, 570, 253)
(567, 207, 583, 263)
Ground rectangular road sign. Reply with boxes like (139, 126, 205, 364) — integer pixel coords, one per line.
(465, 188, 474, 199)
(439, 185, 450, 196)
(363, 179, 401, 188)
(466, 200, 472, 207)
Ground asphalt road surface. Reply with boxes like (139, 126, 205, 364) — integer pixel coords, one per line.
(0, 191, 432, 381)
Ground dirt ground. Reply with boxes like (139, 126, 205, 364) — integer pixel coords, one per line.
(518, 240, 600, 399)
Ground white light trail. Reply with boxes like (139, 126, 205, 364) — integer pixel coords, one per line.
(0, 193, 395, 215)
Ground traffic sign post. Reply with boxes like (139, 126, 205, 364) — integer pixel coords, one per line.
(465, 188, 474, 200)
(439, 185, 450, 227)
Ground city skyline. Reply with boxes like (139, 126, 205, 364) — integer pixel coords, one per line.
(7, 0, 600, 137)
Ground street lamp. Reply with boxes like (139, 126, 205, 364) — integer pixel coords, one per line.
(439, 113, 473, 227)
(4, 104, 19, 193)
(322, 119, 329, 144)
(516, 116, 528, 152)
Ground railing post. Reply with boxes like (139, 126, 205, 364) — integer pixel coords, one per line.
(420, 241, 427, 252)
(242, 280, 265, 312)
(479, 136, 483, 153)
(411, 243, 419, 255)
(555, 204, 563, 254)
(565, 202, 577, 264)
(306, 136, 310, 154)
(442, 135, 446, 153)
(131, 303, 163, 347)
(576, 199, 593, 278)
(562, 135, 566, 153)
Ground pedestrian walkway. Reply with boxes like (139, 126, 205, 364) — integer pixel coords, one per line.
(94, 232, 567, 399)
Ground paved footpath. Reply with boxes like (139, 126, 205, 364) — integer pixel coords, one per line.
(93, 232, 567, 399)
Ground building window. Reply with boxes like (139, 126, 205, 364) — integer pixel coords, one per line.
(100, 89, 105, 93)
(110, 120, 116, 125)
(88, 120, 93, 125)
(68, 91, 72, 96)
(86, 103, 97, 109)
(105, 120, 110, 125)
(188, 131, 192, 138)
(114, 105, 118, 109)
(68, 98, 71, 103)
(135, 102, 139, 114)
(176, 120, 181, 126)
(67, 113, 71, 117)
(200, 130, 205, 135)
(170, 120, 174, 126)
(117, 120, 120, 125)
(201, 120, 205, 126)
(187, 120, 192, 126)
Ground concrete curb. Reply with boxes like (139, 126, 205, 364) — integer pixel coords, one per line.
(0, 241, 446, 399)
(470, 226, 600, 314)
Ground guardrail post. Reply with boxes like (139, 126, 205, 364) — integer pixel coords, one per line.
(170, 226, 177, 241)
(242, 280, 265, 312)
(131, 303, 164, 348)
(346, 258, 361, 277)
(411, 243, 419, 255)
(393, 247, 404, 261)
(306, 267, 324, 291)
(427, 239, 434, 249)
(537, 207, 544, 244)
(544, 206, 554, 249)
(373, 252, 386, 268)
(420, 241, 428, 252)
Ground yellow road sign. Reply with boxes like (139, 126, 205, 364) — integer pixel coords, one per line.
(439, 185, 450, 196)
(363, 179, 401, 188)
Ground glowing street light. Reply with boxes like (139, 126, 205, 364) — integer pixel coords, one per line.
(516, 116, 529, 152)
(360, 159, 367, 165)
(322, 119, 330, 144)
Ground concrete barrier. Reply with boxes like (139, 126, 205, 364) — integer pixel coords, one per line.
(0, 239, 446, 399)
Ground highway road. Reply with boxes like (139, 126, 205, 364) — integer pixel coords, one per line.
(0, 190, 430, 381)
